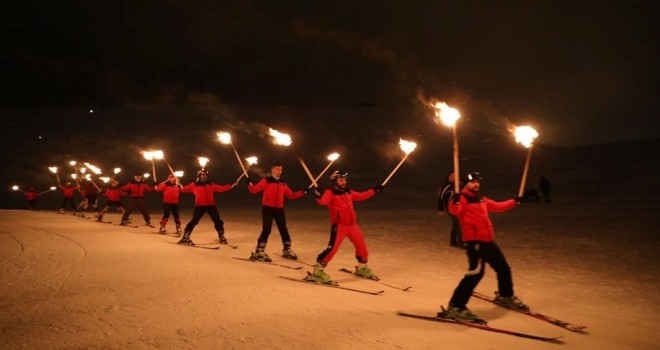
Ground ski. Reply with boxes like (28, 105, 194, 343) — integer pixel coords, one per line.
(339, 267, 412, 291)
(472, 291, 587, 333)
(167, 241, 219, 250)
(94, 220, 113, 224)
(196, 240, 239, 249)
(397, 311, 563, 343)
(273, 253, 315, 267)
(114, 223, 139, 228)
(279, 275, 384, 295)
(233, 257, 303, 270)
(150, 231, 180, 237)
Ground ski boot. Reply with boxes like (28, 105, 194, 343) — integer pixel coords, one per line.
(354, 265, 380, 280)
(249, 251, 272, 262)
(96, 214, 104, 222)
(494, 293, 529, 311)
(58, 208, 65, 214)
(119, 221, 130, 226)
(438, 305, 485, 324)
(175, 224, 182, 236)
(217, 231, 228, 245)
(282, 248, 298, 260)
(304, 264, 336, 285)
(158, 225, 167, 234)
(177, 231, 194, 246)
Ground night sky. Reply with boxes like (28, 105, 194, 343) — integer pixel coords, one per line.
(1, 1, 659, 207)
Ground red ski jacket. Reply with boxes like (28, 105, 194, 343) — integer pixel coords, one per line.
(156, 181, 181, 204)
(316, 187, 375, 225)
(60, 185, 78, 198)
(104, 186, 124, 202)
(121, 181, 154, 198)
(248, 176, 304, 208)
(26, 191, 39, 200)
(448, 189, 517, 242)
(181, 181, 232, 206)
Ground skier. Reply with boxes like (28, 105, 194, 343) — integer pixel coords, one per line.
(17, 186, 45, 210)
(245, 162, 309, 262)
(155, 174, 183, 235)
(178, 169, 235, 246)
(119, 173, 155, 226)
(437, 172, 462, 248)
(440, 171, 528, 323)
(58, 181, 79, 213)
(75, 178, 101, 217)
(97, 179, 125, 222)
(306, 171, 384, 284)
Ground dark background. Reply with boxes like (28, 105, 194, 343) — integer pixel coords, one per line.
(2, 1, 658, 209)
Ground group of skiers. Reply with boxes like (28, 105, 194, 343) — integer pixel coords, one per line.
(21, 162, 532, 324)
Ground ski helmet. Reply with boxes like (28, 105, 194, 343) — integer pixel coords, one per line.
(329, 170, 348, 183)
(197, 169, 209, 177)
(464, 171, 482, 183)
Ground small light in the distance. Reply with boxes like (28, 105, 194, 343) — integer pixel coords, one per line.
(89, 109, 94, 113)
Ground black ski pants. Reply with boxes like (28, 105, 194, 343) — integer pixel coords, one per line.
(121, 197, 150, 224)
(449, 241, 514, 309)
(257, 206, 291, 247)
(184, 205, 224, 235)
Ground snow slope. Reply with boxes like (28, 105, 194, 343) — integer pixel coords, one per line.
(1, 203, 658, 349)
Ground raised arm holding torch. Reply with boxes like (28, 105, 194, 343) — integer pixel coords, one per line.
(217, 131, 249, 178)
(513, 126, 539, 197)
(432, 101, 462, 194)
(381, 139, 417, 186)
(268, 127, 318, 187)
(49, 166, 60, 183)
(313, 153, 340, 185)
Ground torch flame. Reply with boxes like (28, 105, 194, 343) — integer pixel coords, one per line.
(327, 153, 340, 161)
(513, 126, 539, 148)
(83, 162, 102, 175)
(114, 167, 121, 174)
(84, 174, 92, 181)
(268, 128, 292, 146)
(152, 150, 164, 159)
(174, 171, 184, 177)
(217, 131, 232, 144)
(142, 151, 154, 160)
(12, 185, 19, 191)
(100, 177, 110, 183)
(432, 102, 461, 127)
(198, 157, 209, 168)
(246, 156, 258, 166)
(80, 168, 87, 174)
(71, 174, 77, 179)
(143, 173, 150, 179)
(49, 166, 58, 173)
(69, 160, 77, 166)
(49, 186, 56, 190)
(399, 139, 417, 154)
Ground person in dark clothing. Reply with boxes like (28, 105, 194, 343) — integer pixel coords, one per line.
(246, 162, 308, 262)
(539, 175, 552, 203)
(119, 173, 155, 226)
(178, 169, 235, 246)
(437, 172, 462, 248)
(440, 171, 528, 323)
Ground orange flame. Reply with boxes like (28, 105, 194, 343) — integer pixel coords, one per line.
(431, 102, 461, 127)
(269, 128, 292, 146)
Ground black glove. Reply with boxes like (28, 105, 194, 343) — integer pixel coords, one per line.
(313, 187, 323, 198)
(451, 193, 461, 204)
(515, 196, 524, 204)
(373, 185, 385, 193)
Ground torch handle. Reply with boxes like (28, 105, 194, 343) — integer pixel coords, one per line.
(517, 146, 533, 197)
(381, 153, 410, 186)
(298, 158, 318, 187)
(151, 160, 157, 182)
(163, 158, 176, 176)
(55, 174, 61, 184)
(452, 125, 461, 194)
(313, 160, 336, 185)
(231, 145, 249, 177)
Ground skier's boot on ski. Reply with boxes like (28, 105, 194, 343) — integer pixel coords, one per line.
(217, 231, 228, 245)
(438, 305, 485, 324)
(494, 293, 529, 311)
(250, 242, 272, 262)
(305, 264, 336, 285)
(282, 242, 297, 260)
(177, 231, 194, 246)
(158, 225, 167, 234)
(354, 264, 379, 280)
(175, 225, 182, 236)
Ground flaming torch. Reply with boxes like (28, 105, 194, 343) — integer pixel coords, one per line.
(112, 167, 122, 180)
(381, 139, 417, 186)
(513, 125, 539, 197)
(12, 185, 19, 191)
(198, 156, 209, 170)
(432, 101, 462, 193)
(142, 151, 158, 182)
(217, 131, 249, 178)
(49, 166, 60, 183)
(234, 156, 258, 184)
(313, 153, 340, 184)
(268, 127, 318, 187)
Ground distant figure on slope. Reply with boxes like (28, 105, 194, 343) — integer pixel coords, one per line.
(439, 171, 528, 323)
(58, 181, 79, 213)
(245, 161, 309, 262)
(155, 174, 183, 235)
(16, 186, 48, 210)
(539, 175, 552, 203)
(75, 178, 101, 217)
(178, 169, 235, 246)
(97, 179, 125, 222)
(119, 173, 155, 226)
(437, 172, 463, 248)
(306, 171, 384, 285)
